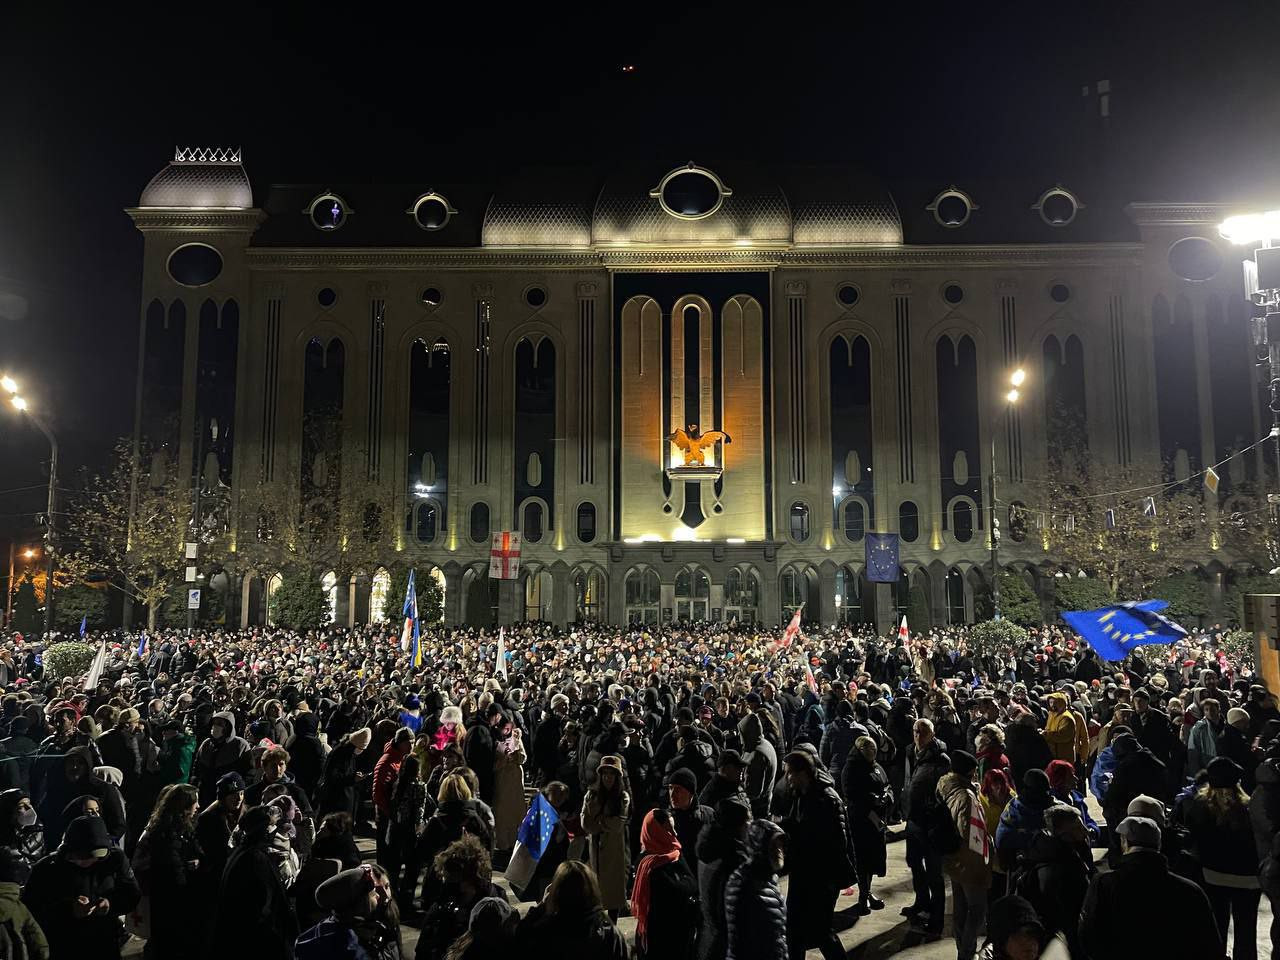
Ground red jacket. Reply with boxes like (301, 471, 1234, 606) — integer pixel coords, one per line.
(372, 741, 410, 816)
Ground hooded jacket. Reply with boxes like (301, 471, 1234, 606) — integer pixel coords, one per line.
(37, 746, 126, 846)
(284, 712, 326, 802)
(194, 711, 251, 807)
(23, 832, 140, 960)
(723, 820, 787, 960)
(695, 817, 748, 960)
(737, 714, 776, 819)
(995, 782, 1061, 870)
(1042, 693, 1077, 762)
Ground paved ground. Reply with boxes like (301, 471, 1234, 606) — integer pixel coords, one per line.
(123, 796, 1273, 958)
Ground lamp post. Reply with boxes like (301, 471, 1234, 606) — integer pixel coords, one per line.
(990, 368, 1025, 619)
(2, 378, 58, 636)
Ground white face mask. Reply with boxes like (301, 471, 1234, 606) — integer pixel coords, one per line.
(17, 808, 36, 828)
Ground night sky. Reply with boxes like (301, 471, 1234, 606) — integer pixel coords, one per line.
(2, 0, 1280, 555)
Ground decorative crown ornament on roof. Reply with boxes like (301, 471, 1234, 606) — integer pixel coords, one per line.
(173, 147, 242, 164)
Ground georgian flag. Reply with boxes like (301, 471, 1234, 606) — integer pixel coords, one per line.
(898, 615, 909, 646)
(775, 604, 803, 651)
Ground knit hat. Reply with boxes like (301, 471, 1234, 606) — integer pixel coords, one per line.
(667, 767, 697, 794)
(1126, 794, 1167, 827)
(217, 772, 246, 797)
(469, 896, 515, 938)
(1045, 760, 1076, 792)
(1021, 768, 1051, 802)
(315, 866, 378, 911)
(1227, 707, 1251, 730)
(1116, 815, 1161, 850)
(950, 751, 978, 777)
(1207, 756, 1244, 789)
(985, 895, 1044, 950)
(550, 693, 570, 711)
(718, 749, 747, 769)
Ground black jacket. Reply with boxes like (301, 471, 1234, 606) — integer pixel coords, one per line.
(782, 773, 854, 898)
(1103, 744, 1169, 826)
(1005, 723, 1053, 789)
(133, 823, 202, 954)
(23, 846, 141, 960)
(905, 738, 950, 827)
(1079, 849, 1219, 960)
(637, 855, 699, 960)
(416, 882, 507, 960)
(284, 714, 326, 801)
(670, 803, 714, 873)
(317, 740, 360, 819)
(532, 713, 564, 783)
(724, 820, 788, 960)
(212, 838, 298, 960)
(841, 753, 890, 877)
(1016, 830, 1094, 956)
(516, 903, 629, 960)
(695, 820, 748, 960)
(463, 720, 497, 804)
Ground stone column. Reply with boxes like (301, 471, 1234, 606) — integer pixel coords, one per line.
(443, 568, 463, 626)
(497, 578, 520, 625)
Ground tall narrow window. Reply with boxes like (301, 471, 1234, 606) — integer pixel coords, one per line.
(789, 502, 811, 542)
(576, 503, 596, 543)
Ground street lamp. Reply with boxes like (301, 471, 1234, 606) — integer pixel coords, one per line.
(1, 377, 59, 636)
(991, 368, 1025, 619)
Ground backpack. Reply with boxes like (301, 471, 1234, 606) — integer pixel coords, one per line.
(925, 798, 963, 855)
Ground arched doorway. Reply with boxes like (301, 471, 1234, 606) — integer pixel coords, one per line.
(675, 565, 710, 621)
(779, 565, 818, 622)
(624, 567, 660, 624)
(724, 566, 761, 623)
(573, 566, 606, 622)
(462, 564, 497, 627)
(522, 567, 554, 621)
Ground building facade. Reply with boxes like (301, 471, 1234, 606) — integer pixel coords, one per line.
(127, 149, 1260, 629)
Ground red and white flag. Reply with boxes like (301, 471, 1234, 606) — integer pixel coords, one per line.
(803, 654, 819, 694)
(774, 605, 804, 651)
(898, 615, 909, 646)
(489, 532, 522, 580)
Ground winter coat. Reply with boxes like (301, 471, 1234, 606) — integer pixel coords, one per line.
(737, 714, 776, 819)
(532, 713, 564, 784)
(37, 747, 127, 846)
(285, 714, 327, 803)
(841, 753, 890, 877)
(492, 737, 527, 850)
(781, 772, 854, 902)
(318, 741, 360, 819)
(1079, 849, 1220, 960)
(372, 742, 411, 818)
(515, 903, 629, 960)
(581, 788, 631, 910)
(415, 882, 507, 960)
(0, 881, 47, 960)
(211, 838, 298, 960)
(95, 727, 141, 794)
(635, 855, 699, 960)
(416, 800, 493, 906)
(1042, 696, 1077, 762)
(1186, 717, 1219, 774)
(937, 772, 990, 888)
(194, 803, 236, 905)
(818, 715, 864, 785)
(1089, 744, 1117, 803)
(1182, 789, 1259, 881)
(905, 738, 950, 827)
(995, 790, 1062, 870)
(724, 820, 787, 960)
(295, 915, 402, 960)
(132, 823, 202, 957)
(1219, 724, 1259, 791)
(193, 712, 252, 807)
(695, 820, 748, 960)
(1102, 744, 1169, 828)
(23, 846, 140, 960)
(1015, 830, 1093, 956)
(666, 739, 717, 792)
(1005, 723, 1052, 788)
(462, 721, 496, 804)
(156, 732, 196, 787)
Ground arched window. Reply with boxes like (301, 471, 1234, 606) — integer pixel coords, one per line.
(843, 500, 866, 542)
(522, 501, 544, 543)
(416, 502, 438, 543)
(576, 503, 596, 543)
(369, 569, 392, 623)
(946, 568, 967, 624)
(789, 502, 811, 542)
(835, 567, 864, 623)
(780, 568, 808, 617)
(952, 500, 974, 543)
(899, 501, 920, 543)
(266, 573, 284, 626)
(674, 566, 710, 621)
(574, 567, 604, 621)
(470, 502, 490, 543)
(625, 567, 661, 624)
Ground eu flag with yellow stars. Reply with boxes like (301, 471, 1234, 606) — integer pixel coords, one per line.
(1062, 599, 1188, 663)
(865, 533, 900, 583)
(503, 792, 560, 894)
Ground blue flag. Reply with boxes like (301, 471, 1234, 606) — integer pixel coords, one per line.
(1062, 600, 1187, 663)
(136, 631, 147, 657)
(401, 569, 421, 669)
(79, 616, 87, 639)
(865, 533, 900, 583)
(517, 792, 559, 861)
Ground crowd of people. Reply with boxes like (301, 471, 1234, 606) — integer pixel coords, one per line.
(0, 615, 1270, 960)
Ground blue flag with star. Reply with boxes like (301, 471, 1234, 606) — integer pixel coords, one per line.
(865, 533, 900, 583)
(504, 791, 561, 894)
(1062, 599, 1187, 663)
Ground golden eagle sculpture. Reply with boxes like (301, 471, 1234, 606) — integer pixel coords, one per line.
(667, 423, 732, 466)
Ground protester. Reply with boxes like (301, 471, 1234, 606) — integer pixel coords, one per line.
(580, 754, 631, 915)
(842, 734, 890, 914)
(631, 808, 698, 960)
(724, 818, 788, 960)
(515, 860, 628, 960)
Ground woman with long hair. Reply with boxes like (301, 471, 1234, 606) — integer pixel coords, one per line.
(1183, 757, 1262, 960)
(516, 860, 628, 960)
(580, 755, 631, 915)
(387, 754, 429, 911)
(630, 808, 698, 960)
(417, 774, 492, 911)
(296, 862, 403, 960)
(841, 735, 890, 914)
(132, 783, 202, 960)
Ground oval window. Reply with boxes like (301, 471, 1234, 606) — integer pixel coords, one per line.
(1168, 237, 1224, 283)
(577, 503, 597, 543)
(899, 501, 920, 543)
(1039, 189, 1078, 226)
(470, 502, 490, 543)
(167, 244, 223, 286)
(660, 169, 722, 218)
(317, 287, 337, 308)
(413, 194, 452, 231)
(421, 287, 442, 307)
(934, 192, 972, 227)
(789, 502, 811, 542)
(943, 283, 964, 305)
(310, 195, 348, 231)
(1050, 283, 1071, 303)
(525, 286, 548, 308)
(837, 283, 860, 307)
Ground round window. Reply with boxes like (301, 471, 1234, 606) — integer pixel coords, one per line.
(932, 189, 974, 228)
(309, 194, 348, 231)
(1038, 189, 1078, 226)
(1050, 283, 1071, 303)
(412, 194, 453, 231)
(1168, 237, 1224, 283)
(525, 286, 547, 309)
(167, 244, 223, 287)
(943, 283, 965, 305)
(655, 165, 727, 219)
(421, 287, 442, 307)
(317, 287, 337, 308)
(836, 283, 860, 307)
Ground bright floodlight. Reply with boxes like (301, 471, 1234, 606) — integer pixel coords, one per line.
(22, 550, 34, 559)
(1006, 388, 1020, 404)
(1010, 368, 1026, 387)
(10, 396, 26, 412)
(0, 377, 16, 395)
(1219, 211, 1280, 245)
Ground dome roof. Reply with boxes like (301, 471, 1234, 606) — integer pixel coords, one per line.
(139, 147, 253, 209)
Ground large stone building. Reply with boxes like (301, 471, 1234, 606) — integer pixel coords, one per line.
(127, 148, 1259, 629)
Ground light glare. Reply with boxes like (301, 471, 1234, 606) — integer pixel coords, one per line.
(11, 396, 27, 411)
(1010, 368, 1026, 387)
(1219, 211, 1280, 245)
(1006, 389, 1020, 404)
(0, 377, 16, 394)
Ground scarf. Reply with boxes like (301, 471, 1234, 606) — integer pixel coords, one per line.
(631, 811, 681, 950)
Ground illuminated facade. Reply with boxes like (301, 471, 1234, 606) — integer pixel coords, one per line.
(127, 150, 1259, 628)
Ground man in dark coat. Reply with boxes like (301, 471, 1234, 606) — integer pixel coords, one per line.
(696, 798, 750, 960)
(1004, 710, 1052, 789)
(23, 814, 141, 960)
(194, 772, 244, 912)
(1103, 733, 1169, 865)
(666, 768, 714, 874)
(738, 712, 777, 819)
(463, 703, 503, 804)
(698, 750, 748, 809)
(211, 805, 298, 960)
(1079, 815, 1220, 960)
(1015, 805, 1095, 957)
(724, 819, 788, 960)
(192, 711, 251, 808)
(903, 717, 949, 937)
(532, 693, 569, 785)
(1130, 690, 1175, 764)
(38, 746, 127, 846)
(780, 750, 852, 960)
(284, 712, 326, 802)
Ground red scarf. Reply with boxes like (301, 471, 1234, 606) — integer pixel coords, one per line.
(631, 811, 681, 950)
